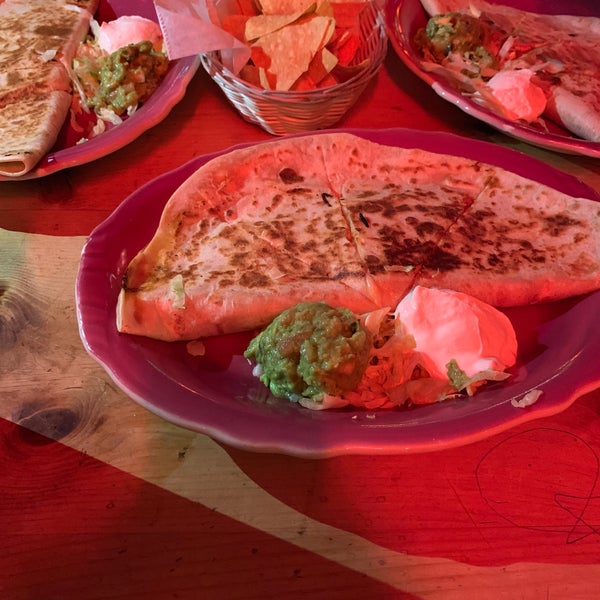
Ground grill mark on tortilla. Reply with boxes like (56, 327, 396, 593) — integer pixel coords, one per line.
(422, 244, 465, 271)
(542, 212, 584, 236)
(239, 271, 272, 288)
(278, 168, 304, 184)
(0, 7, 86, 63)
(340, 183, 473, 276)
(431, 202, 591, 276)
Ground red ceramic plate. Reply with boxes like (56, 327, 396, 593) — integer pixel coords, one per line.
(385, 0, 600, 158)
(0, 0, 200, 182)
(76, 128, 600, 457)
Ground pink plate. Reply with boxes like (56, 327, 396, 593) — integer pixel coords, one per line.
(385, 0, 600, 159)
(76, 128, 600, 457)
(0, 0, 200, 182)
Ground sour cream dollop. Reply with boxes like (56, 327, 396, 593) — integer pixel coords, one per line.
(96, 15, 163, 54)
(486, 68, 546, 122)
(394, 286, 517, 381)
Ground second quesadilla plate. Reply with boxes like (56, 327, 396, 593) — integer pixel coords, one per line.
(76, 128, 600, 457)
(0, 0, 200, 182)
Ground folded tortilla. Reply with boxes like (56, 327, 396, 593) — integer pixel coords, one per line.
(117, 133, 600, 341)
(0, 0, 99, 177)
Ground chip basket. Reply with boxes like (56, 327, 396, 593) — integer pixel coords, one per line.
(200, 1, 388, 135)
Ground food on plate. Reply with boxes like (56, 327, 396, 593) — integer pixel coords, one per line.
(116, 132, 600, 342)
(244, 302, 372, 403)
(511, 389, 542, 409)
(221, 0, 374, 91)
(0, 0, 99, 177)
(244, 287, 517, 409)
(485, 69, 546, 123)
(414, 0, 600, 141)
(95, 15, 164, 54)
(395, 285, 516, 383)
(0, 4, 169, 178)
(71, 15, 168, 135)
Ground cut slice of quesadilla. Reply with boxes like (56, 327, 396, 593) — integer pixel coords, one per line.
(116, 133, 600, 341)
(417, 164, 600, 305)
(0, 0, 99, 177)
(0, 91, 72, 176)
(315, 131, 497, 307)
(118, 134, 382, 340)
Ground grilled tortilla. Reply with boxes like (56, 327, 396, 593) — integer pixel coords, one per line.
(0, 0, 99, 177)
(117, 133, 600, 341)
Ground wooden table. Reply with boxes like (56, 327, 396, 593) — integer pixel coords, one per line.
(2, 48, 600, 599)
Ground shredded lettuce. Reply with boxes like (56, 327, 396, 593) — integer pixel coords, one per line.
(169, 274, 186, 309)
(335, 312, 512, 407)
(447, 358, 511, 396)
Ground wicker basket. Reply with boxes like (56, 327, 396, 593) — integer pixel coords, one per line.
(200, 2, 388, 135)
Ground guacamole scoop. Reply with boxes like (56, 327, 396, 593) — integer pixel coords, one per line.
(77, 41, 169, 116)
(244, 302, 372, 402)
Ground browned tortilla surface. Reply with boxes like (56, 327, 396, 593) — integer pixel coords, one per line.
(117, 133, 600, 341)
(0, 0, 99, 177)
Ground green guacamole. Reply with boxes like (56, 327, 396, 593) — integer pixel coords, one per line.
(81, 41, 169, 115)
(422, 13, 497, 70)
(244, 302, 372, 402)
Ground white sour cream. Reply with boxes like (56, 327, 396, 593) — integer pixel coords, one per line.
(486, 68, 546, 122)
(96, 15, 163, 54)
(394, 286, 517, 381)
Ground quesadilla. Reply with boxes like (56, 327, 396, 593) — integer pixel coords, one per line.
(117, 133, 600, 341)
(0, 0, 99, 177)
(415, 0, 600, 142)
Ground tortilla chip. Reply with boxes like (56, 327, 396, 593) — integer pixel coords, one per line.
(318, 72, 339, 87)
(245, 9, 310, 41)
(291, 73, 318, 90)
(308, 47, 338, 82)
(233, 0, 261, 16)
(239, 64, 262, 87)
(257, 0, 316, 15)
(329, 29, 361, 65)
(226, 0, 367, 91)
(255, 16, 335, 90)
(292, 48, 338, 89)
(258, 66, 277, 89)
(250, 45, 271, 68)
(315, 0, 334, 18)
